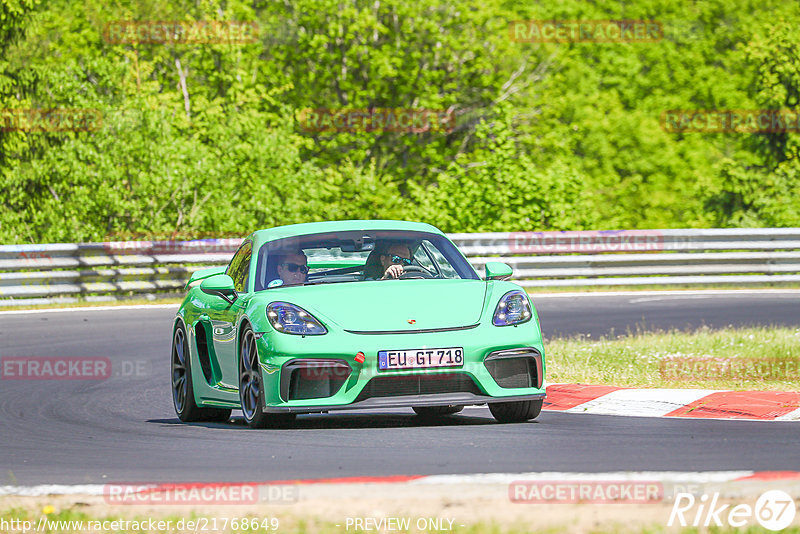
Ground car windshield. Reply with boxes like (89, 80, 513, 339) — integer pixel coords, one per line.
(253, 230, 479, 291)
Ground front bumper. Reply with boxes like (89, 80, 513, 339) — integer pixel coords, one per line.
(256, 319, 546, 412)
(262, 392, 546, 414)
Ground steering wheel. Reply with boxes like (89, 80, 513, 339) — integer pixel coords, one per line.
(399, 265, 434, 279)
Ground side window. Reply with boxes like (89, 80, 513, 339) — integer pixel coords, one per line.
(237, 247, 251, 292)
(226, 241, 252, 293)
(412, 244, 435, 272)
(420, 240, 459, 279)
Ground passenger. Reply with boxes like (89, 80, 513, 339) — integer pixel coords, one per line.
(270, 251, 308, 287)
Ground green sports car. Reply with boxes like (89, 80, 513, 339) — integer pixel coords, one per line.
(171, 220, 546, 427)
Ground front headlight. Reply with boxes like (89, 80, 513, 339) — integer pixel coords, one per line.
(492, 290, 532, 326)
(266, 302, 327, 335)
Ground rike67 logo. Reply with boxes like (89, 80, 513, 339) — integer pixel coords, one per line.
(669, 490, 797, 531)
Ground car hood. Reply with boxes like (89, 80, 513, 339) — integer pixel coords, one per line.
(259, 279, 487, 332)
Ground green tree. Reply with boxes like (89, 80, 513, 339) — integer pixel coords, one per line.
(411, 105, 597, 232)
(705, 21, 800, 226)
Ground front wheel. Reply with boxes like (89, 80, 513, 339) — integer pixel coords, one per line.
(489, 399, 543, 423)
(239, 326, 296, 429)
(172, 323, 231, 423)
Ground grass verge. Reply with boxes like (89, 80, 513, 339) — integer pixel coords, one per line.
(546, 326, 800, 390)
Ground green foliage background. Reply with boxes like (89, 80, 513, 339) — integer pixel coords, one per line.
(0, 0, 798, 243)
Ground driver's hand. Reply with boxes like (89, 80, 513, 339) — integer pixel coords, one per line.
(382, 264, 404, 279)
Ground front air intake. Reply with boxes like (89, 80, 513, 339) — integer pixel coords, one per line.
(354, 373, 482, 402)
(280, 359, 351, 401)
(484, 348, 543, 389)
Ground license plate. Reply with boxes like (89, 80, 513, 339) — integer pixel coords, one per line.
(378, 347, 465, 370)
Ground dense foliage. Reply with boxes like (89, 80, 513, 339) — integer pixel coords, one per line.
(0, 0, 798, 243)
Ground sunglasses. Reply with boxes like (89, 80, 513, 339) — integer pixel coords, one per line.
(281, 263, 309, 274)
(386, 254, 412, 266)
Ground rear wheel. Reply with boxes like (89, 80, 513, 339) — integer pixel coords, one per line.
(171, 323, 231, 423)
(413, 405, 464, 417)
(239, 326, 296, 429)
(489, 399, 542, 423)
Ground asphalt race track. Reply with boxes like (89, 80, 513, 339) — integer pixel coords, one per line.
(531, 290, 800, 338)
(1, 291, 799, 485)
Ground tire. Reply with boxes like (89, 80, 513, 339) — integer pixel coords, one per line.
(413, 405, 464, 417)
(172, 323, 232, 423)
(239, 326, 296, 429)
(488, 399, 543, 423)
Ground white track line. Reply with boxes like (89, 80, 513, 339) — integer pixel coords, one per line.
(776, 407, 800, 421)
(0, 304, 179, 315)
(413, 471, 754, 485)
(0, 472, 758, 496)
(0, 484, 107, 496)
(529, 289, 800, 299)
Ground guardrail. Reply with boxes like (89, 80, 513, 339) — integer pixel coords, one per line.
(1, 229, 799, 306)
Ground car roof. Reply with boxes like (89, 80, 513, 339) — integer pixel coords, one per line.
(248, 220, 445, 249)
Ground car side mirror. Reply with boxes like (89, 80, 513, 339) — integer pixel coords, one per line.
(200, 274, 238, 304)
(485, 262, 513, 281)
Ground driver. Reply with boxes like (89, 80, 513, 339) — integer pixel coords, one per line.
(378, 243, 413, 279)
